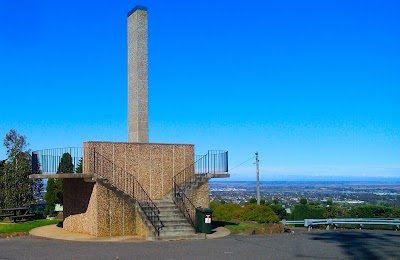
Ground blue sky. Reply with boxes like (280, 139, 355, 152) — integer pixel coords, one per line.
(0, 0, 399, 181)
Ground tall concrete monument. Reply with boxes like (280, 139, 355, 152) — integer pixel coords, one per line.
(128, 6, 148, 143)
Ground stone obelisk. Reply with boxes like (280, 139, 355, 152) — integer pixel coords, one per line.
(128, 6, 148, 143)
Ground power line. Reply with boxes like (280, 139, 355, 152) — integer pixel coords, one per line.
(229, 156, 256, 172)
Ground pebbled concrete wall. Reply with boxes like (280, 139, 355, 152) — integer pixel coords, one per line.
(83, 141, 195, 199)
(189, 181, 210, 208)
(63, 179, 147, 237)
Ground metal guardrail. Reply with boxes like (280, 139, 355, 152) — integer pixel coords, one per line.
(282, 218, 400, 231)
(173, 150, 228, 231)
(195, 150, 229, 175)
(32, 147, 83, 174)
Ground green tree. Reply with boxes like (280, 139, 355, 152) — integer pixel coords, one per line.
(270, 203, 287, 220)
(0, 160, 4, 173)
(44, 178, 57, 213)
(57, 153, 74, 174)
(0, 159, 6, 208)
(1, 130, 39, 208)
(260, 198, 266, 205)
(323, 205, 348, 218)
(291, 204, 323, 220)
(44, 152, 73, 214)
(248, 197, 257, 204)
(327, 199, 333, 206)
(75, 158, 83, 173)
(209, 199, 221, 210)
(299, 198, 308, 205)
(348, 205, 400, 218)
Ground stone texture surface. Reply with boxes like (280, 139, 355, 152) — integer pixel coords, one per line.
(128, 8, 148, 143)
(63, 179, 97, 236)
(66, 140, 210, 239)
(189, 182, 210, 208)
(84, 141, 194, 199)
(63, 178, 140, 237)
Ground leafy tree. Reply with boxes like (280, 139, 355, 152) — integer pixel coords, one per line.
(209, 199, 221, 210)
(309, 201, 322, 207)
(0, 159, 6, 208)
(45, 179, 57, 213)
(0, 160, 4, 173)
(0, 130, 40, 208)
(327, 199, 333, 206)
(76, 158, 83, 173)
(273, 198, 279, 205)
(45, 152, 73, 214)
(270, 203, 287, 220)
(348, 205, 400, 218)
(291, 204, 324, 220)
(248, 197, 257, 204)
(3, 130, 28, 161)
(299, 198, 308, 205)
(260, 198, 266, 205)
(323, 205, 348, 218)
(57, 153, 74, 174)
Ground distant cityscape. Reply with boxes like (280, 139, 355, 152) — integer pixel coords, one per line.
(209, 181, 400, 208)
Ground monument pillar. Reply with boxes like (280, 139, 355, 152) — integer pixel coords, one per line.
(128, 6, 148, 143)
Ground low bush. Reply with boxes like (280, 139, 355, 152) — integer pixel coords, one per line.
(212, 203, 280, 224)
(233, 204, 279, 223)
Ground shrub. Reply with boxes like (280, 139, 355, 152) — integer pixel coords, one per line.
(232, 204, 279, 223)
(349, 205, 400, 218)
(213, 204, 241, 221)
(270, 204, 287, 220)
(291, 204, 323, 220)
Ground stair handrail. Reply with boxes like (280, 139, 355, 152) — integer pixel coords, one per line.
(171, 150, 228, 231)
(172, 180, 197, 231)
(90, 149, 163, 236)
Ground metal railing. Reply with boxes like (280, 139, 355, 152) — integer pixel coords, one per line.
(172, 181, 197, 231)
(32, 147, 83, 174)
(90, 150, 163, 236)
(172, 150, 228, 231)
(282, 218, 400, 231)
(195, 150, 229, 175)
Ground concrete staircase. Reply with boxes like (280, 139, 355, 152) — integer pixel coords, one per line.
(150, 197, 205, 241)
(180, 175, 209, 196)
(96, 177, 205, 241)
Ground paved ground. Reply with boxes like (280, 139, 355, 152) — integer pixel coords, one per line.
(29, 224, 230, 241)
(1, 229, 400, 259)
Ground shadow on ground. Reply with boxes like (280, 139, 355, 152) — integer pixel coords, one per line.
(309, 230, 400, 259)
(212, 220, 237, 229)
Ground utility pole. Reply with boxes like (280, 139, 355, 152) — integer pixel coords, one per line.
(256, 151, 260, 205)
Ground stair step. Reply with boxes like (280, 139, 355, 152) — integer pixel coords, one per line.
(161, 219, 190, 225)
(148, 233, 205, 241)
(158, 210, 182, 215)
(161, 226, 194, 232)
(159, 230, 197, 237)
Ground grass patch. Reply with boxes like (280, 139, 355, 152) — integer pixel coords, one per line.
(224, 221, 285, 235)
(0, 219, 61, 234)
(225, 222, 259, 232)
